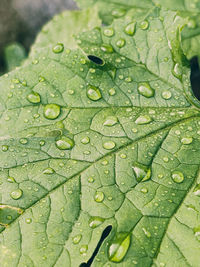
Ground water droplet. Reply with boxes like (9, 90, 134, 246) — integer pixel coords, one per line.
(162, 91, 172, 100)
(19, 138, 28, 145)
(101, 44, 114, 53)
(43, 167, 55, 175)
(89, 217, 105, 229)
(2, 145, 8, 152)
(52, 43, 64, 53)
(141, 187, 148, 194)
(27, 92, 41, 104)
(44, 104, 61, 120)
(109, 88, 116, 96)
(139, 20, 149, 30)
(181, 137, 193, 145)
(172, 63, 182, 79)
(40, 140, 45, 146)
(56, 136, 74, 150)
(10, 189, 23, 200)
(94, 191, 104, 203)
(193, 184, 200, 196)
(112, 8, 126, 18)
(7, 176, 16, 183)
(116, 39, 126, 48)
(135, 115, 153, 125)
(120, 153, 127, 159)
(188, 19, 196, 29)
(142, 227, 151, 238)
(163, 157, 169, 163)
(25, 218, 32, 224)
(108, 233, 131, 263)
(103, 28, 114, 37)
(103, 141, 116, 150)
(124, 22, 136, 36)
(103, 116, 118, 127)
(88, 177, 94, 183)
(138, 83, 154, 98)
(81, 137, 90, 144)
(80, 245, 88, 254)
(73, 234, 82, 244)
(172, 171, 184, 183)
(86, 85, 102, 101)
(132, 162, 151, 182)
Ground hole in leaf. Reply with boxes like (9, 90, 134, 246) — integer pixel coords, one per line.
(88, 55, 104, 65)
(79, 225, 112, 267)
(190, 56, 200, 101)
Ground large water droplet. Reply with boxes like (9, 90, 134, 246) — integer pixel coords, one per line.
(94, 191, 104, 203)
(10, 189, 23, 200)
(86, 85, 102, 101)
(124, 22, 136, 36)
(43, 167, 55, 175)
(44, 104, 61, 120)
(52, 43, 64, 53)
(181, 137, 193, 145)
(135, 115, 153, 125)
(172, 171, 184, 183)
(108, 233, 131, 263)
(56, 136, 74, 150)
(103, 141, 116, 150)
(103, 28, 114, 37)
(103, 116, 118, 127)
(101, 44, 114, 53)
(73, 234, 82, 244)
(138, 83, 154, 98)
(27, 92, 41, 104)
(132, 162, 151, 182)
(89, 217, 105, 229)
(116, 39, 126, 48)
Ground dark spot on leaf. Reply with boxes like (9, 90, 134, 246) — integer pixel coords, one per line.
(88, 55, 104, 65)
(190, 56, 200, 101)
(80, 225, 112, 267)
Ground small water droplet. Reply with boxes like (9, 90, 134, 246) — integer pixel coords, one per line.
(2, 145, 8, 152)
(181, 137, 193, 145)
(142, 227, 151, 238)
(124, 22, 136, 36)
(193, 184, 200, 196)
(172, 171, 184, 183)
(116, 39, 126, 48)
(52, 43, 64, 53)
(103, 141, 116, 150)
(103, 116, 118, 127)
(108, 233, 131, 263)
(88, 177, 94, 183)
(40, 140, 45, 146)
(172, 63, 182, 79)
(73, 234, 82, 244)
(120, 153, 127, 159)
(112, 8, 126, 18)
(25, 218, 32, 224)
(141, 187, 148, 193)
(43, 167, 55, 175)
(132, 162, 151, 182)
(7, 176, 16, 183)
(56, 136, 74, 150)
(139, 20, 149, 30)
(27, 92, 41, 104)
(188, 19, 196, 29)
(19, 138, 28, 145)
(80, 244, 88, 254)
(103, 28, 114, 37)
(94, 191, 104, 203)
(44, 104, 61, 120)
(138, 83, 154, 98)
(135, 115, 153, 125)
(10, 189, 23, 200)
(86, 85, 102, 101)
(101, 44, 114, 53)
(109, 88, 116, 96)
(81, 137, 90, 144)
(162, 91, 172, 100)
(89, 217, 105, 229)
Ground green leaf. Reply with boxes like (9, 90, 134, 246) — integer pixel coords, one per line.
(0, 6, 200, 267)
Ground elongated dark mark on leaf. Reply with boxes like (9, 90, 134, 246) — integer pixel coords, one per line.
(88, 55, 104, 65)
(190, 56, 200, 101)
(79, 225, 112, 267)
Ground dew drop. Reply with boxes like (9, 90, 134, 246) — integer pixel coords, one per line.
(109, 88, 116, 96)
(25, 218, 32, 224)
(2, 145, 8, 152)
(142, 227, 151, 238)
(10, 189, 23, 200)
(88, 177, 94, 183)
(19, 138, 28, 145)
(181, 137, 193, 145)
(27, 92, 41, 104)
(103, 28, 114, 37)
(43, 167, 55, 175)
(193, 184, 200, 196)
(103, 116, 118, 127)
(172, 171, 184, 183)
(138, 83, 155, 98)
(94, 191, 104, 203)
(172, 63, 182, 79)
(80, 245, 88, 254)
(112, 8, 126, 18)
(73, 234, 82, 244)
(103, 141, 116, 150)
(124, 22, 136, 36)
(40, 140, 45, 146)
(108, 233, 131, 263)
(86, 85, 102, 101)
(44, 104, 61, 120)
(132, 162, 151, 182)
(116, 39, 126, 48)
(101, 44, 114, 53)
(7, 176, 16, 183)
(52, 43, 64, 53)
(162, 91, 172, 100)
(135, 115, 153, 125)
(89, 217, 105, 229)
(139, 20, 149, 30)
(56, 136, 74, 150)
(81, 137, 90, 144)
(141, 187, 148, 194)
